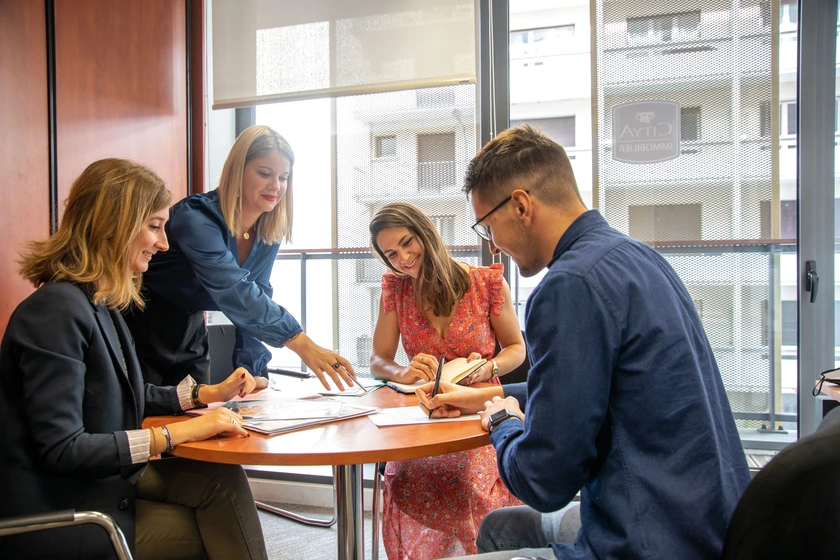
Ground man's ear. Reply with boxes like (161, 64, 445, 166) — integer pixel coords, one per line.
(511, 189, 533, 226)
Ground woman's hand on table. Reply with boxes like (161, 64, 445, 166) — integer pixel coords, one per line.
(285, 332, 356, 391)
(416, 382, 504, 419)
(199, 367, 258, 403)
(166, 407, 249, 445)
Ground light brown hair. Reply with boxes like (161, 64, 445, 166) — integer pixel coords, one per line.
(464, 124, 584, 207)
(19, 158, 172, 311)
(370, 202, 470, 317)
(217, 125, 295, 244)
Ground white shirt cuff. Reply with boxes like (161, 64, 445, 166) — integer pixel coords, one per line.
(126, 429, 151, 464)
(177, 375, 197, 411)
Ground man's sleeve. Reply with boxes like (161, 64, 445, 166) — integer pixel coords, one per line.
(492, 271, 622, 512)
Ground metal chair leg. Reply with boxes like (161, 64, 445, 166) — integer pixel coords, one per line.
(255, 500, 336, 527)
(371, 462, 384, 560)
(254, 466, 337, 527)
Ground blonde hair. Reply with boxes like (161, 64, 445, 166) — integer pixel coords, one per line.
(19, 158, 172, 311)
(370, 202, 470, 317)
(217, 125, 295, 244)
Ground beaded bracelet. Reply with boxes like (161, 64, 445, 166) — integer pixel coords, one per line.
(160, 425, 174, 453)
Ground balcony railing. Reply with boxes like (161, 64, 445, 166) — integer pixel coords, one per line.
(352, 160, 469, 199)
(274, 241, 810, 447)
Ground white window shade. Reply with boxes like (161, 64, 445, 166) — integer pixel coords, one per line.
(212, 0, 477, 109)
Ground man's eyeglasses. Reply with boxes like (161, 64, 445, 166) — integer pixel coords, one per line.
(471, 190, 528, 242)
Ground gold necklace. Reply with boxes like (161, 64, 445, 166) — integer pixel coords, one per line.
(243, 226, 254, 240)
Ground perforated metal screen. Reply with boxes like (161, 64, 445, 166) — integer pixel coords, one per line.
(595, 0, 778, 427)
(334, 85, 480, 374)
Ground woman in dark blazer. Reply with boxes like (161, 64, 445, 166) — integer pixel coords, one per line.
(0, 159, 268, 560)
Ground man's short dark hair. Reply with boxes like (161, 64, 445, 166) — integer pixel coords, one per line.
(464, 125, 583, 207)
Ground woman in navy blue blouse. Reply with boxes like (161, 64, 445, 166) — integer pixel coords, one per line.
(125, 125, 355, 390)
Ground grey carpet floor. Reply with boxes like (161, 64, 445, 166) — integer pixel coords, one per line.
(258, 502, 387, 560)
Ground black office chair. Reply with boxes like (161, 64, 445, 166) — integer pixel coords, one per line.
(720, 413, 840, 559)
(0, 510, 133, 560)
(206, 323, 336, 527)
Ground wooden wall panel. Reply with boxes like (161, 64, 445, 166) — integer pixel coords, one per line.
(0, 0, 50, 339)
(54, 0, 189, 209)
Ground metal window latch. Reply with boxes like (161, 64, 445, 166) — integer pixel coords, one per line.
(806, 260, 819, 303)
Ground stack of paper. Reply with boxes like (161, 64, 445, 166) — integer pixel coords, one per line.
(222, 398, 377, 435)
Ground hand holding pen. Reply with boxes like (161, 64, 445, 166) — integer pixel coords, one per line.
(428, 354, 446, 418)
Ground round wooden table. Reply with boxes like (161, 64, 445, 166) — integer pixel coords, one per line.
(143, 387, 489, 560)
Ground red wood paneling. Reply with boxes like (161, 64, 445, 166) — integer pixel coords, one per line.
(0, 0, 50, 339)
(54, 0, 189, 208)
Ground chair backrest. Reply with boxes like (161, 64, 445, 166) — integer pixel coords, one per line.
(207, 324, 236, 384)
(495, 331, 530, 385)
(720, 420, 840, 559)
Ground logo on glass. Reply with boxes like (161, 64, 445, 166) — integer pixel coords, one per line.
(612, 100, 681, 164)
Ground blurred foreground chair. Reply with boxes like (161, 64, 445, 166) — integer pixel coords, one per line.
(0, 510, 133, 560)
(207, 323, 336, 527)
(721, 409, 840, 559)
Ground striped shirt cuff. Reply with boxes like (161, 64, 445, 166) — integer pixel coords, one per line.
(126, 429, 151, 464)
(177, 375, 197, 411)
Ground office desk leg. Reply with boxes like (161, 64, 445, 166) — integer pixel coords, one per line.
(335, 464, 364, 560)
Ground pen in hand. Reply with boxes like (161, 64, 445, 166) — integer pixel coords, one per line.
(428, 354, 446, 419)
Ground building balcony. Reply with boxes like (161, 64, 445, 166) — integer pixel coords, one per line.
(352, 160, 469, 202)
(601, 35, 774, 88)
(602, 141, 737, 185)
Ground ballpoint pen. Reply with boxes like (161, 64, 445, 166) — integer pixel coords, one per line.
(349, 374, 370, 394)
(428, 354, 446, 419)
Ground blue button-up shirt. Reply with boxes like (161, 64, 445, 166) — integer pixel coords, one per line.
(493, 210, 750, 559)
(143, 191, 301, 375)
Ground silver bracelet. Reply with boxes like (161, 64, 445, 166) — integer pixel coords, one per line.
(160, 425, 174, 452)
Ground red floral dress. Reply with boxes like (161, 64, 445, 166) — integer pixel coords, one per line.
(380, 263, 522, 560)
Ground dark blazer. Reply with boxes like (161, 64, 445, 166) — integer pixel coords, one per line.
(0, 281, 181, 559)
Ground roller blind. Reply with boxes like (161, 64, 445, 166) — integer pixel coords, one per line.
(211, 0, 477, 109)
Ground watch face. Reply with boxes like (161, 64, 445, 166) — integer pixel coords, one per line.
(489, 409, 509, 424)
(488, 409, 512, 432)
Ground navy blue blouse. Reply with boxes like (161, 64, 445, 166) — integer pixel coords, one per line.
(143, 191, 302, 375)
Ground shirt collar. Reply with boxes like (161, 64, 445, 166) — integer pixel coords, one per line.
(548, 209, 607, 267)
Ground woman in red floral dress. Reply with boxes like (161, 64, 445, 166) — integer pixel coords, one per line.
(369, 202, 527, 559)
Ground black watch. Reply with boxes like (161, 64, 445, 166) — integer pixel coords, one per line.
(488, 408, 520, 433)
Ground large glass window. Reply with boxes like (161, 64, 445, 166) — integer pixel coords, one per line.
(508, 0, 808, 451)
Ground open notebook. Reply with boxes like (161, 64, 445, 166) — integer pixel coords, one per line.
(385, 357, 487, 394)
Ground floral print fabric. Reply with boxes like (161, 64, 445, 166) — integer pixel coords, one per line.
(379, 263, 521, 559)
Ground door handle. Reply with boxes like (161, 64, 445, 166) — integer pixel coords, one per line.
(806, 260, 819, 303)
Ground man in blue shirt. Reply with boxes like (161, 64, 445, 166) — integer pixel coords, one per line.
(420, 126, 751, 559)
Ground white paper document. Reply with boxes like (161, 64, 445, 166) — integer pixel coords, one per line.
(368, 407, 480, 427)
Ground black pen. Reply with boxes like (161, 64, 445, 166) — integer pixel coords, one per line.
(428, 354, 446, 419)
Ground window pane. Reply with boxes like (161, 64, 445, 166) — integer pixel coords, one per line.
(510, 0, 799, 450)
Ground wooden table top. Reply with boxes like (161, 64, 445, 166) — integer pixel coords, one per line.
(142, 387, 490, 466)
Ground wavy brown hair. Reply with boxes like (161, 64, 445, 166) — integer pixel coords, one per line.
(370, 202, 470, 317)
(19, 158, 171, 311)
(217, 125, 294, 244)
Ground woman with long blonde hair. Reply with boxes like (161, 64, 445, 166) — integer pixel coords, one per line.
(0, 158, 268, 559)
(124, 125, 356, 391)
